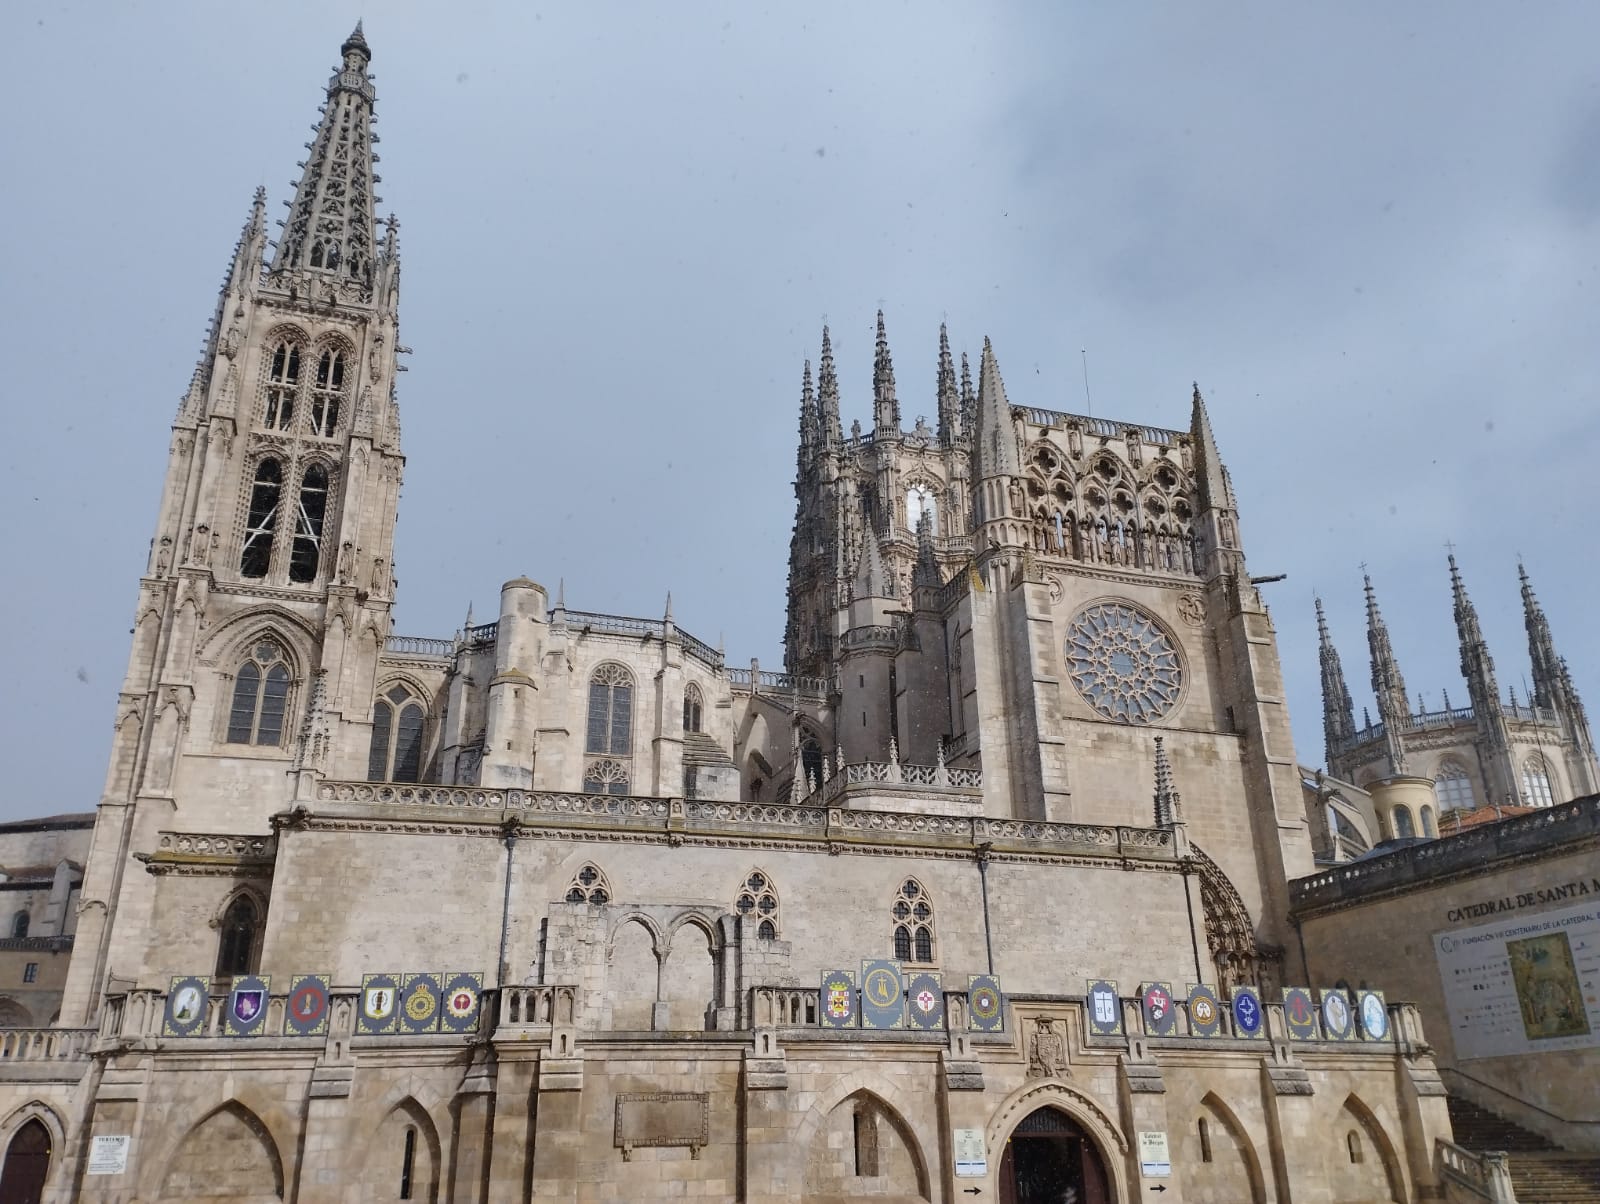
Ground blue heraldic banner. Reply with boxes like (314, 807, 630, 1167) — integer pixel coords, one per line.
(441, 972, 484, 1033)
(1085, 980, 1121, 1036)
(1357, 990, 1389, 1041)
(1319, 988, 1354, 1041)
(227, 975, 271, 1037)
(286, 974, 332, 1037)
(906, 972, 943, 1030)
(1185, 984, 1222, 1038)
(859, 960, 905, 1030)
(1230, 986, 1265, 1039)
(359, 973, 402, 1035)
(967, 975, 1004, 1032)
(820, 970, 857, 1028)
(163, 976, 210, 1038)
(1283, 987, 1320, 1041)
(401, 973, 443, 1033)
(1141, 982, 1178, 1036)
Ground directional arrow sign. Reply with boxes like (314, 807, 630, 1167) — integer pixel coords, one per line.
(962, 1189, 982, 1197)
(1150, 1186, 1168, 1194)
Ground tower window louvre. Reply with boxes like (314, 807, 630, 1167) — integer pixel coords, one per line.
(288, 464, 329, 583)
(310, 348, 345, 436)
(264, 341, 300, 430)
(226, 641, 292, 746)
(239, 459, 282, 579)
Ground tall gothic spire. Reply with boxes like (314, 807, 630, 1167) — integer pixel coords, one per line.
(959, 351, 976, 438)
(1365, 574, 1409, 713)
(817, 324, 841, 446)
(974, 337, 1018, 478)
(1316, 598, 1357, 766)
(872, 310, 900, 435)
(912, 511, 942, 590)
(936, 324, 961, 445)
(1520, 562, 1563, 712)
(180, 187, 269, 423)
(1190, 384, 1236, 513)
(272, 23, 379, 285)
(1450, 554, 1501, 708)
(797, 359, 818, 468)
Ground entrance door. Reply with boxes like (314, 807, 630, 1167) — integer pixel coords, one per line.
(0, 1119, 52, 1204)
(998, 1106, 1110, 1204)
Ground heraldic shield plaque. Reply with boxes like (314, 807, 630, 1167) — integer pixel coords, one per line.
(163, 975, 210, 1038)
(1357, 990, 1389, 1041)
(820, 969, 857, 1028)
(906, 972, 944, 1030)
(1230, 986, 1265, 1039)
(1085, 979, 1121, 1036)
(1283, 987, 1319, 1041)
(441, 972, 484, 1033)
(1319, 988, 1354, 1041)
(227, 975, 270, 1037)
(286, 974, 331, 1036)
(1185, 984, 1222, 1038)
(401, 973, 443, 1033)
(860, 960, 905, 1030)
(359, 973, 402, 1035)
(967, 974, 1004, 1032)
(1141, 982, 1178, 1036)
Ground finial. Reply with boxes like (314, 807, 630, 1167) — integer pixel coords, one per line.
(464, 600, 475, 629)
(555, 578, 566, 609)
(1153, 735, 1182, 827)
(342, 20, 371, 57)
(664, 591, 674, 622)
(887, 735, 899, 766)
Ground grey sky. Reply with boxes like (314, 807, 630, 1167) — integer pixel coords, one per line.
(3, 3, 1596, 818)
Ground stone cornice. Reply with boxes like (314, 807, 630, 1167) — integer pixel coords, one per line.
(138, 831, 277, 878)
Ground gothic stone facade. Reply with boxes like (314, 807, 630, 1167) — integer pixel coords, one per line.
(0, 26, 1465, 1204)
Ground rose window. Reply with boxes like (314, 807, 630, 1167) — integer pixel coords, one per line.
(1064, 602, 1182, 724)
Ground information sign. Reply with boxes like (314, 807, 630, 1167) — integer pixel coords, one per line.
(88, 1135, 131, 1175)
(1138, 1130, 1171, 1177)
(954, 1127, 987, 1177)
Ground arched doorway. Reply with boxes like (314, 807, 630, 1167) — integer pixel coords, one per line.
(0, 1118, 52, 1204)
(999, 1106, 1110, 1204)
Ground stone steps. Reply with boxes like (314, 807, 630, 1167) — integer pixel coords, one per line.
(1445, 1094, 1600, 1202)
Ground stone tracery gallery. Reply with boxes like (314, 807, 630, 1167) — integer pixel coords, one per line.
(0, 24, 1462, 1204)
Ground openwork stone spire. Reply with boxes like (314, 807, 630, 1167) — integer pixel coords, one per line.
(817, 324, 841, 446)
(272, 23, 379, 285)
(797, 359, 818, 467)
(974, 337, 1018, 478)
(1364, 574, 1410, 773)
(1520, 562, 1568, 713)
(1450, 554, 1500, 709)
(872, 310, 900, 434)
(936, 323, 961, 445)
(1153, 736, 1182, 827)
(1316, 598, 1356, 765)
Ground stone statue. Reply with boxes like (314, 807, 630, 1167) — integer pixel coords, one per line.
(155, 537, 171, 575)
(1027, 1016, 1067, 1079)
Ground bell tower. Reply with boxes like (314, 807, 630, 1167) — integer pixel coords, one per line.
(62, 24, 406, 1024)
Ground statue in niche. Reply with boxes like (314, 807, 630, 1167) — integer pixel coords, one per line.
(336, 541, 355, 585)
(155, 537, 172, 575)
(1027, 1016, 1068, 1079)
(189, 524, 211, 566)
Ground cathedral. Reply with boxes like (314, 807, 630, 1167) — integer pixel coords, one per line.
(0, 25, 1492, 1204)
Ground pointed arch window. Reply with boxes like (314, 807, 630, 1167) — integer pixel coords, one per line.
(227, 641, 292, 745)
(1522, 755, 1555, 807)
(586, 665, 634, 755)
(309, 348, 345, 436)
(799, 732, 825, 794)
(735, 870, 780, 940)
(10, 911, 28, 939)
(565, 863, 611, 905)
(239, 460, 282, 579)
(683, 683, 704, 733)
(215, 893, 261, 981)
(264, 340, 300, 430)
(1421, 804, 1437, 838)
(368, 684, 425, 783)
(1392, 805, 1415, 839)
(288, 464, 329, 584)
(892, 878, 935, 963)
(1435, 762, 1475, 812)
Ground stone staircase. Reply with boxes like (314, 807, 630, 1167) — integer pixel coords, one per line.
(1447, 1096, 1600, 1203)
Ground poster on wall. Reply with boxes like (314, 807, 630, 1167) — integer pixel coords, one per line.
(1433, 898, 1600, 1060)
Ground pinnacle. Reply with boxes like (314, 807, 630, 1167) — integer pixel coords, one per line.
(343, 20, 370, 57)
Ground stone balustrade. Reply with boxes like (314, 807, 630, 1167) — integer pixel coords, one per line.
(0, 1027, 95, 1062)
(1436, 1139, 1516, 1202)
(498, 985, 579, 1028)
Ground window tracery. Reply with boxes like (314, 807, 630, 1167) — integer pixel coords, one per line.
(226, 641, 292, 746)
(288, 464, 330, 584)
(565, 863, 612, 905)
(239, 459, 282, 579)
(892, 878, 935, 963)
(263, 339, 301, 430)
(1522, 755, 1554, 807)
(1064, 602, 1182, 724)
(585, 664, 634, 794)
(368, 684, 425, 783)
(683, 683, 703, 733)
(735, 870, 780, 940)
(1435, 762, 1475, 812)
(583, 758, 630, 796)
(309, 346, 346, 436)
(214, 892, 261, 981)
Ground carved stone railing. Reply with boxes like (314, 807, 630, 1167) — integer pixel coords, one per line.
(0, 1028, 95, 1062)
(384, 634, 455, 658)
(801, 759, 983, 806)
(753, 987, 820, 1028)
(311, 781, 1182, 867)
(725, 666, 830, 700)
(498, 985, 579, 1028)
(840, 625, 901, 652)
(1291, 795, 1600, 914)
(1436, 1139, 1516, 1202)
(154, 832, 276, 861)
(0, 936, 73, 954)
(464, 621, 499, 647)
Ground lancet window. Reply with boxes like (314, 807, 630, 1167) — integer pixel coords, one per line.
(288, 464, 330, 583)
(585, 665, 634, 794)
(565, 863, 611, 905)
(309, 347, 346, 436)
(226, 641, 291, 746)
(735, 870, 780, 940)
(368, 684, 425, 783)
(214, 893, 261, 981)
(1434, 762, 1475, 812)
(892, 878, 935, 963)
(239, 459, 282, 579)
(683, 683, 703, 733)
(263, 339, 300, 430)
(1521, 755, 1555, 807)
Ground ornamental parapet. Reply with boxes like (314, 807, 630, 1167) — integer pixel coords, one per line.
(138, 831, 277, 875)
(309, 781, 1177, 865)
(1289, 794, 1600, 915)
